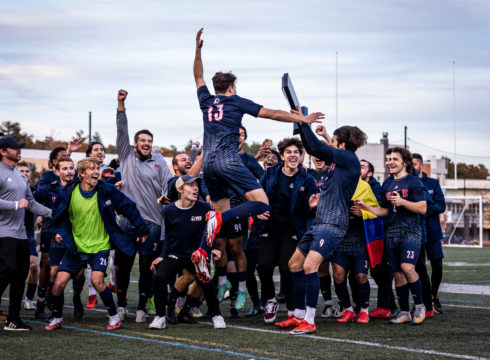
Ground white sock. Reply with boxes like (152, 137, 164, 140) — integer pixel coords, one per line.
(109, 250, 116, 285)
(305, 306, 316, 324)
(288, 310, 294, 317)
(361, 307, 369, 314)
(238, 281, 247, 292)
(267, 298, 277, 304)
(86, 266, 96, 296)
(294, 309, 305, 319)
(218, 276, 227, 286)
(324, 300, 333, 306)
(345, 306, 354, 313)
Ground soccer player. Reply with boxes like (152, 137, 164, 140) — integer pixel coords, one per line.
(149, 175, 225, 329)
(0, 136, 52, 330)
(45, 157, 149, 331)
(288, 123, 367, 335)
(116, 90, 173, 322)
(192, 28, 323, 281)
(355, 147, 427, 325)
(255, 137, 317, 325)
(167, 152, 203, 203)
(413, 153, 446, 315)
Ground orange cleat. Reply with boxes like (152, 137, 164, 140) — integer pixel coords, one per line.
(86, 294, 98, 309)
(425, 309, 434, 319)
(357, 312, 370, 324)
(108, 282, 117, 294)
(289, 321, 317, 335)
(337, 309, 357, 323)
(191, 248, 210, 283)
(275, 316, 303, 328)
(369, 307, 391, 319)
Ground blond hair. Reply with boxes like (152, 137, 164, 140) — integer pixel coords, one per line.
(77, 157, 99, 180)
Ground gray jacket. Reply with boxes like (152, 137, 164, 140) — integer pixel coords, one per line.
(116, 110, 172, 225)
(0, 161, 52, 239)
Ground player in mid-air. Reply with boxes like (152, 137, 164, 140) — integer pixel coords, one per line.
(192, 28, 324, 276)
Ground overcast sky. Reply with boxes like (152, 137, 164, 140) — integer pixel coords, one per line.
(1, 0, 489, 166)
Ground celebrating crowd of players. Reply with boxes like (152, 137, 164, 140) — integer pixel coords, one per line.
(0, 28, 446, 334)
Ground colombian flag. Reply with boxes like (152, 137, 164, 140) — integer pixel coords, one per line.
(352, 180, 384, 268)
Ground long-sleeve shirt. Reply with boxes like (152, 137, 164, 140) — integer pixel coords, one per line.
(116, 110, 173, 225)
(0, 161, 51, 239)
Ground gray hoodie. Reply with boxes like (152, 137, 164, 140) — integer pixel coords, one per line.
(0, 161, 51, 239)
(116, 110, 172, 225)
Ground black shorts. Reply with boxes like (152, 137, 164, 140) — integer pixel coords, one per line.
(258, 223, 297, 272)
(155, 256, 195, 284)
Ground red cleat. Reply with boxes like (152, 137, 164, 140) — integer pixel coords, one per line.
(425, 309, 434, 318)
(205, 211, 222, 247)
(357, 312, 370, 324)
(87, 294, 98, 309)
(337, 309, 357, 323)
(275, 316, 303, 328)
(369, 307, 391, 319)
(108, 282, 117, 294)
(107, 317, 121, 330)
(191, 248, 210, 283)
(45, 317, 63, 331)
(289, 321, 317, 335)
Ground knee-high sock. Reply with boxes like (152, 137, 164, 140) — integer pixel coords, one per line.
(319, 275, 332, 303)
(292, 270, 306, 311)
(408, 279, 423, 305)
(357, 281, 370, 309)
(99, 287, 117, 316)
(395, 284, 410, 312)
(431, 259, 443, 297)
(334, 278, 351, 309)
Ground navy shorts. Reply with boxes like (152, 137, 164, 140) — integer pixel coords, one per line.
(59, 250, 110, 276)
(40, 231, 52, 253)
(385, 227, 422, 272)
(331, 248, 369, 275)
(28, 237, 38, 257)
(49, 247, 67, 266)
(426, 238, 444, 261)
(297, 224, 345, 261)
(203, 158, 261, 202)
(120, 218, 161, 257)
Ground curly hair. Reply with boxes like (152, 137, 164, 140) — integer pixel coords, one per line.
(277, 137, 303, 155)
(386, 147, 414, 174)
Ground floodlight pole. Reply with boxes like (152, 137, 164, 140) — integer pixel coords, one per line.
(88, 111, 92, 144)
(453, 61, 457, 185)
(335, 51, 338, 129)
(404, 126, 407, 149)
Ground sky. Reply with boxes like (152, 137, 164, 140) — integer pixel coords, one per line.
(1, 0, 489, 166)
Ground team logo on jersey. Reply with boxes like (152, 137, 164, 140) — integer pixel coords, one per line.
(289, 183, 294, 189)
(214, 98, 220, 104)
(7, 177, 13, 182)
(299, 186, 305, 192)
(428, 190, 434, 195)
(105, 200, 112, 207)
(154, 164, 160, 168)
(386, 189, 409, 200)
(190, 216, 203, 222)
(52, 196, 57, 204)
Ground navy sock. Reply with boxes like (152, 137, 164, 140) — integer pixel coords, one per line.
(168, 286, 185, 305)
(51, 293, 64, 318)
(292, 271, 306, 310)
(216, 265, 227, 278)
(408, 279, 423, 305)
(37, 287, 46, 299)
(222, 202, 269, 223)
(72, 276, 84, 298)
(357, 281, 370, 309)
(320, 275, 331, 302)
(26, 283, 37, 300)
(236, 271, 247, 283)
(47, 281, 54, 301)
(181, 295, 200, 315)
(305, 273, 320, 309)
(395, 284, 410, 312)
(334, 279, 351, 309)
(99, 288, 117, 316)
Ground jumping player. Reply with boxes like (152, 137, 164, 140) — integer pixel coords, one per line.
(192, 28, 324, 271)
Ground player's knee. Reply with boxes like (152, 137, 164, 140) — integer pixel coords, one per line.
(303, 261, 317, 275)
(401, 263, 415, 275)
(355, 273, 367, 284)
(288, 258, 301, 272)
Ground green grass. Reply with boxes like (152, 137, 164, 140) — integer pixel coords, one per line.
(1, 248, 489, 360)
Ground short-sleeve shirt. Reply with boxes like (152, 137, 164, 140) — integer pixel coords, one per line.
(197, 85, 262, 163)
(380, 174, 427, 230)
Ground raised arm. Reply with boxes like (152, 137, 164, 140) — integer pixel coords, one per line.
(297, 122, 335, 164)
(194, 28, 206, 89)
(257, 108, 324, 125)
(315, 125, 332, 145)
(116, 89, 132, 160)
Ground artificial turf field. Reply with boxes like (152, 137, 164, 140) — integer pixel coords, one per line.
(1, 247, 489, 360)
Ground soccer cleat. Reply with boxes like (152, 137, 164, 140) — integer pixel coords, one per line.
(117, 307, 128, 321)
(87, 294, 98, 309)
(235, 290, 247, 310)
(412, 305, 426, 325)
(391, 308, 400, 318)
(275, 315, 303, 328)
(433, 297, 444, 314)
(147, 297, 156, 316)
(275, 292, 286, 304)
(191, 248, 211, 283)
(45, 317, 63, 331)
(73, 296, 84, 320)
(321, 304, 335, 318)
(264, 299, 279, 323)
(178, 312, 198, 324)
(24, 297, 35, 310)
(149, 316, 166, 329)
(245, 305, 264, 318)
(337, 309, 357, 323)
(107, 315, 121, 330)
(205, 211, 222, 247)
(357, 312, 370, 324)
(289, 321, 317, 335)
(212, 315, 226, 329)
(135, 309, 147, 323)
(425, 309, 434, 319)
(389, 311, 412, 324)
(369, 307, 391, 319)
(4, 319, 32, 331)
(333, 306, 345, 318)
(35, 299, 46, 319)
(217, 281, 232, 302)
(108, 281, 117, 294)
(191, 306, 203, 318)
(166, 305, 177, 325)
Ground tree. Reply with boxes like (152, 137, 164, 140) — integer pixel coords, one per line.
(0, 121, 32, 141)
(74, 129, 87, 143)
(92, 131, 103, 143)
(243, 141, 262, 157)
(444, 157, 489, 179)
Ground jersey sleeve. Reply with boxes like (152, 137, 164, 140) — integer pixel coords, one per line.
(411, 177, 427, 202)
(379, 179, 391, 209)
(236, 96, 263, 117)
(197, 85, 214, 108)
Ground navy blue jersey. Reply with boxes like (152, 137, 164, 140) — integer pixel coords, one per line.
(240, 152, 265, 180)
(298, 124, 360, 232)
(270, 170, 299, 223)
(307, 167, 330, 190)
(160, 200, 211, 259)
(197, 85, 262, 163)
(380, 174, 426, 229)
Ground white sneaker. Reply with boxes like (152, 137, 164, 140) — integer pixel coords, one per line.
(24, 297, 35, 310)
(107, 315, 121, 330)
(149, 316, 166, 329)
(264, 299, 279, 323)
(135, 309, 147, 323)
(117, 307, 128, 321)
(212, 315, 226, 329)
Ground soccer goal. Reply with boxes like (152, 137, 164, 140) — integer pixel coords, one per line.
(442, 195, 484, 248)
